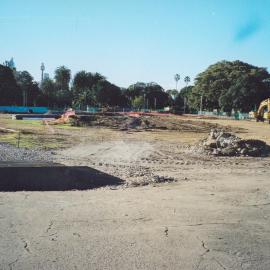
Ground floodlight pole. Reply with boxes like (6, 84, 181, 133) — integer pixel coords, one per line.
(144, 93, 146, 112)
(41, 63, 45, 82)
(200, 95, 203, 114)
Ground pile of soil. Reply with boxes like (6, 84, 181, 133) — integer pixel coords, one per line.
(70, 114, 237, 133)
(202, 129, 270, 157)
(70, 115, 152, 130)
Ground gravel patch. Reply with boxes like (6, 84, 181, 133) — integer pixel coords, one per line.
(0, 143, 53, 162)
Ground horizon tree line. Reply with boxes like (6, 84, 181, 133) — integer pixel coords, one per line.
(1, 60, 270, 113)
(0, 64, 180, 110)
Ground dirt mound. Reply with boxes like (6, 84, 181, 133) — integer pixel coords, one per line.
(202, 129, 270, 157)
(70, 114, 239, 133)
(70, 115, 151, 130)
(121, 117, 153, 130)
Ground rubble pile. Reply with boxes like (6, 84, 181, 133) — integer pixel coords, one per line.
(203, 129, 270, 157)
(122, 117, 152, 130)
(129, 175, 176, 187)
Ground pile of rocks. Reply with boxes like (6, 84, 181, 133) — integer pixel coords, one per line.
(202, 129, 270, 157)
(129, 175, 175, 187)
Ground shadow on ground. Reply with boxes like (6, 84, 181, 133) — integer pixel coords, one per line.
(0, 162, 124, 191)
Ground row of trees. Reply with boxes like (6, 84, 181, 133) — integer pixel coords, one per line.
(1, 60, 270, 112)
(177, 61, 270, 113)
(0, 64, 172, 109)
(41, 68, 172, 109)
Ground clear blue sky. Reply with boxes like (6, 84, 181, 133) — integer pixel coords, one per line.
(1, 0, 270, 90)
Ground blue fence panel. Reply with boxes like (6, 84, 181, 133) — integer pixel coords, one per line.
(0, 106, 48, 114)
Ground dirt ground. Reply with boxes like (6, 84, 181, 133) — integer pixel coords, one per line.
(1, 114, 270, 269)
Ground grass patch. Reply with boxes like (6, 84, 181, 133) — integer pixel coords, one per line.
(0, 131, 66, 150)
(0, 115, 84, 150)
(0, 118, 81, 133)
(0, 133, 18, 146)
(53, 123, 81, 130)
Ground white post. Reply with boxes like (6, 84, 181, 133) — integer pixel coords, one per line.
(200, 95, 203, 115)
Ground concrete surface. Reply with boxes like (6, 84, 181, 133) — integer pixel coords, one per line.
(1, 172, 270, 270)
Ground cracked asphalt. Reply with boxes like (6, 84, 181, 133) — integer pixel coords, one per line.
(1, 171, 270, 270)
(1, 118, 270, 269)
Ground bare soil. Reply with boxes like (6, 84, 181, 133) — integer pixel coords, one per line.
(1, 114, 270, 269)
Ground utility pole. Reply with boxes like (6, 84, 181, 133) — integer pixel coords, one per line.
(143, 93, 146, 112)
(23, 91, 26, 106)
(200, 95, 203, 114)
(22, 90, 28, 106)
(184, 97, 186, 114)
(41, 63, 45, 82)
(154, 97, 157, 111)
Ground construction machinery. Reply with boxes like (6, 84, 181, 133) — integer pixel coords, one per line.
(249, 98, 270, 124)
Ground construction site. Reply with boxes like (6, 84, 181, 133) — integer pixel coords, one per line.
(1, 110, 270, 269)
(2, 1, 270, 268)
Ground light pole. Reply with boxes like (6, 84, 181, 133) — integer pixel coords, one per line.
(143, 93, 146, 112)
(41, 63, 45, 82)
(200, 95, 203, 114)
(23, 90, 27, 106)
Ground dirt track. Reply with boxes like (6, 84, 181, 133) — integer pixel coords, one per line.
(1, 116, 270, 269)
(56, 122, 270, 187)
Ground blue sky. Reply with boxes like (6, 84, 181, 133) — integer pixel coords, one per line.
(1, 0, 270, 89)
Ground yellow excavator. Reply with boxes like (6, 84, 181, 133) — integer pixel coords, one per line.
(249, 98, 270, 124)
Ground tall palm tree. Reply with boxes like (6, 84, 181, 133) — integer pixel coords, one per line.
(184, 76, 190, 87)
(174, 74, 180, 90)
(54, 66, 71, 91)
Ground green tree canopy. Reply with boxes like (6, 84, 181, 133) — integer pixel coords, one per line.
(132, 96, 144, 109)
(191, 60, 270, 112)
(166, 89, 178, 100)
(54, 66, 71, 91)
(127, 82, 169, 109)
(174, 86, 194, 113)
(126, 82, 147, 99)
(54, 66, 72, 107)
(184, 76, 191, 86)
(145, 83, 170, 109)
(95, 80, 125, 106)
(15, 71, 40, 106)
(0, 65, 21, 105)
(72, 71, 106, 108)
(40, 78, 56, 106)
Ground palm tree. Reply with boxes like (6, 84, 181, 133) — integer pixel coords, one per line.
(174, 74, 180, 91)
(54, 66, 71, 91)
(184, 76, 190, 87)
